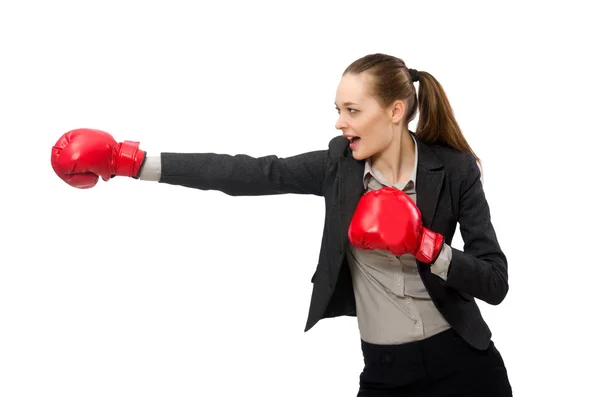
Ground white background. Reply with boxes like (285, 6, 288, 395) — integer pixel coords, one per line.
(1, 1, 598, 396)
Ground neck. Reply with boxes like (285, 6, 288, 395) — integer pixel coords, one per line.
(371, 127, 415, 185)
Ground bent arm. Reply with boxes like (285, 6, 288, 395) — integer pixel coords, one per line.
(140, 150, 329, 197)
(443, 155, 509, 305)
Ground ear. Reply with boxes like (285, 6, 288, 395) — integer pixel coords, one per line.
(390, 100, 406, 124)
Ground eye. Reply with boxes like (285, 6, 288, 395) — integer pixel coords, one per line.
(335, 107, 358, 114)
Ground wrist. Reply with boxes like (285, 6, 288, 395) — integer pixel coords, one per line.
(114, 141, 146, 177)
(416, 228, 444, 264)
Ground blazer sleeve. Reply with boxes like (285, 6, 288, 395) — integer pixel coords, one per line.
(157, 149, 329, 197)
(443, 154, 509, 305)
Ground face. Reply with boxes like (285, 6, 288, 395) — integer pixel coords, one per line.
(334, 72, 405, 160)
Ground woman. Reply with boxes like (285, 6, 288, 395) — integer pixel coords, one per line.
(51, 53, 512, 396)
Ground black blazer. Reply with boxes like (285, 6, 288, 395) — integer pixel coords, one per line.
(159, 132, 508, 350)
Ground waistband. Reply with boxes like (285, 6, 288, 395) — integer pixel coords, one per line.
(360, 329, 462, 365)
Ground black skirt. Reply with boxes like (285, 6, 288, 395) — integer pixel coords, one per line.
(357, 329, 512, 397)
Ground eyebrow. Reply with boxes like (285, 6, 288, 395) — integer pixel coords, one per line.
(334, 101, 358, 107)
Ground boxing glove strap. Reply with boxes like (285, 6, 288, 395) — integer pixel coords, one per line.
(416, 228, 444, 264)
(115, 140, 146, 177)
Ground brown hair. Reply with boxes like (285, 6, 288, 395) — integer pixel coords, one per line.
(343, 53, 480, 166)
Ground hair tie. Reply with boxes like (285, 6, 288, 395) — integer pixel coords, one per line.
(409, 68, 420, 83)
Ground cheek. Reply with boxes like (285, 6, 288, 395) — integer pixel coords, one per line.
(354, 115, 377, 136)
(361, 112, 388, 133)
(360, 120, 388, 144)
(359, 122, 392, 155)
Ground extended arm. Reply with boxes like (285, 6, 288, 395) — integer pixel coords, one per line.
(157, 151, 328, 196)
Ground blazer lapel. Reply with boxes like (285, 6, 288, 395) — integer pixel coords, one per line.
(339, 149, 366, 252)
(414, 135, 445, 229)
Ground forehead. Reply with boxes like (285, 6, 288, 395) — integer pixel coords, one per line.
(335, 72, 374, 104)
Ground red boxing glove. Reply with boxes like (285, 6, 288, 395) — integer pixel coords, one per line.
(51, 128, 146, 189)
(348, 187, 444, 264)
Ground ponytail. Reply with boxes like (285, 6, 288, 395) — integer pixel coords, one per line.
(415, 71, 481, 169)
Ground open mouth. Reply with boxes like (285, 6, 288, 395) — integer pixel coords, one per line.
(349, 136, 361, 149)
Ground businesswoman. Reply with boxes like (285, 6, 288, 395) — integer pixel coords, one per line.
(51, 53, 512, 396)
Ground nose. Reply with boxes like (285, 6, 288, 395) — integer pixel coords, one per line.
(335, 115, 347, 131)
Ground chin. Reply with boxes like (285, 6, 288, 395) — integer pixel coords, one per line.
(351, 150, 369, 161)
